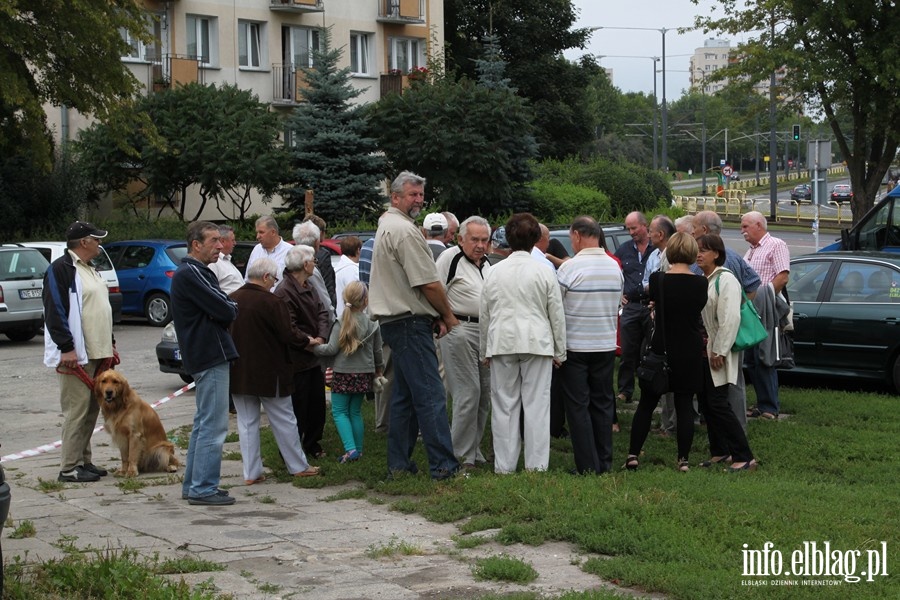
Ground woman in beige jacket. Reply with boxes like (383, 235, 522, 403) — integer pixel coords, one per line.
(696, 234, 757, 472)
(480, 213, 566, 474)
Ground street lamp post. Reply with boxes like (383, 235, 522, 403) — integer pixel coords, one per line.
(596, 54, 660, 169)
(589, 26, 671, 172)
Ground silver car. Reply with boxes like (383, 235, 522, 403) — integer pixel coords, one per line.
(0, 246, 49, 341)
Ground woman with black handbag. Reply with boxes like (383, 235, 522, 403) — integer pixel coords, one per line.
(626, 233, 708, 472)
(696, 234, 758, 472)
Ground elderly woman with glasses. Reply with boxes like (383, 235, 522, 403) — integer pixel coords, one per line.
(274, 244, 331, 459)
(229, 257, 320, 482)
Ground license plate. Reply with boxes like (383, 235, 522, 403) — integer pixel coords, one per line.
(19, 288, 42, 299)
(174, 349, 181, 360)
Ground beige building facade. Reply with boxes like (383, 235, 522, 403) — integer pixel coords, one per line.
(45, 0, 443, 220)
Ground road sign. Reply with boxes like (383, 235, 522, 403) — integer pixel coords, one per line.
(722, 165, 733, 177)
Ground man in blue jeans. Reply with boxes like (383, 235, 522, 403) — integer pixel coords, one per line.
(172, 221, 239, 505)
(369, 171, 460, 480)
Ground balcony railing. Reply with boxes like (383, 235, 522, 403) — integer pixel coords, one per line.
(380, 73, 409, 97)
(376, 0, 425, 23)
(150, 54, 204, 92)
(269, 0, 325, 12)
(272, 64, 312, 104)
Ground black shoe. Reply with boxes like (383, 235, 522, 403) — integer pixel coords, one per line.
(188, 493, 236, 506)
(182, 489, 230, 500)
(82, 463, 108, 477)
(58, 466, 101, 482)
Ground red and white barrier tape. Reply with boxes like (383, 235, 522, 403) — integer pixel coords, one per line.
(0, 381, 195, 464)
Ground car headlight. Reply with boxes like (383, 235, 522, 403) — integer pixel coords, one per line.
(161, 322, 178, 343)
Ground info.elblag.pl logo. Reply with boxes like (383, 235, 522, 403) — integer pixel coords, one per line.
(741, 541, 889, 586)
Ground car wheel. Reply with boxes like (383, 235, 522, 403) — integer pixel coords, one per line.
(179, 373, 194, 384)
(5, 328, 38, 342)
(144, 293, 172, 327)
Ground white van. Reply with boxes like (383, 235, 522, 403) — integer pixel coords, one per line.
(14, 242, 123, 323)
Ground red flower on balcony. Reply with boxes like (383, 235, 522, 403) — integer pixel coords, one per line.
(407, 66, 428, 83)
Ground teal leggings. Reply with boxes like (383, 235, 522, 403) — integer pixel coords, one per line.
(331, 393, 364, 453)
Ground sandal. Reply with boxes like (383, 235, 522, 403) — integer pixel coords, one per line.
(728, 460, 758, 473)
(339, 450, 361, 464)
(699, 455, 732, 468)
(746, 407, 762, 418)
(624, 455, 639, 471)
(677, 459, 690, 473)
(760, 412, 777, 420)
(294, 466, 322, 477)
(244, 476, 266, 485)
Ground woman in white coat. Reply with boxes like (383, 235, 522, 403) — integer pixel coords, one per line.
(480, 213, 566, 473)
(696, 234, 757, 472)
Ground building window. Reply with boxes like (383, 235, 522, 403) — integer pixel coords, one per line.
(119, 16, 160, 62)
(187, 15, 217, 65)
(284, 26, 321, 68)
(350, 32, 371, 75)
(389, 37, 424, 72)
(239, 21, 263, 68)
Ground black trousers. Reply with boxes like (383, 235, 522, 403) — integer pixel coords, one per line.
(629, 390, 696, 461)
(291, 367, 326, 456)
(699, 362, 753, 462)
(560, 350, 616, 474)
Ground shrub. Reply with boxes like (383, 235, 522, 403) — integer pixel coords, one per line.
(529, 180, 611, 224)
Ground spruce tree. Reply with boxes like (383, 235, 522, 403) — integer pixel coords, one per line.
(283, 27, 387, 223)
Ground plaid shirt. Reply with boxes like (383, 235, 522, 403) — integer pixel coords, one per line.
(743, 232, 790, 285)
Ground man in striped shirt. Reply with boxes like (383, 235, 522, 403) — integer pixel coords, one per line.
(556, 216, 624, 474)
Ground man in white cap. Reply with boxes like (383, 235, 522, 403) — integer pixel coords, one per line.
(423, 212, 450, 260)
(43, 221, 115, 482)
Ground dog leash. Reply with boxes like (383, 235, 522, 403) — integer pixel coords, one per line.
(55, 351, 121, 391)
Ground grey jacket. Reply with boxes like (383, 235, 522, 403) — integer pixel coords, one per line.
(752, 283, 791, 367)
(313, 312, 384, 374)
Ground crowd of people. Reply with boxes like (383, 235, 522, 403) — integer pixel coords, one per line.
(42, 172, 793, 503)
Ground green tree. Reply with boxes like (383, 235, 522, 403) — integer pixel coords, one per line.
(76, 83, 288, 222)
(695, 0, 900, 223)
(368, 51, 537, 218)
(445, 0, 596, 159)
(0, 1, 148, 170)
(282, 27, 387, 223)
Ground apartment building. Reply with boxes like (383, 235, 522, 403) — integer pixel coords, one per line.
(689, 37, 787, 97)
(46, 0, 443, 219)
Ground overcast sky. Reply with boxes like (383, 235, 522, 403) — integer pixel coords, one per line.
(568, 0, 746, 100)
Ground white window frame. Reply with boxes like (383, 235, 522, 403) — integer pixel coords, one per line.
(238, 20, 264, 69)
(285, 26, 321, 69)
(388, 37, 425, 73)
(187, 14, 217, 66)
(349, 32, 372, 76)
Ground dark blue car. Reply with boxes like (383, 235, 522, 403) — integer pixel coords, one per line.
(104, 240, 187, 326)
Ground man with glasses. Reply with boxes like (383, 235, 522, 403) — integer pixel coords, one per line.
(43, 221, 116, 483)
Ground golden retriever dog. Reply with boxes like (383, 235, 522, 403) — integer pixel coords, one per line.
(94, 370, 180, 477)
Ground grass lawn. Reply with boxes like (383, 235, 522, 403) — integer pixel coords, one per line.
(261, 382, 899, 599)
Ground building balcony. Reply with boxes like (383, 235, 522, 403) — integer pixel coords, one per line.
(380, 72, 409, 96)
(272, 64, 312, 105)
(376, 0, 425, 24)
(269, 0, 325, 13)
(150, 55, 204, 93)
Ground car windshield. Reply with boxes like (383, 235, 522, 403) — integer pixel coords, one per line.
(0, 250, 49, 281)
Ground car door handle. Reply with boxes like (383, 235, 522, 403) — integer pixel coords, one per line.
(794, 313, 808, 319)
(883, 317, 899, 325)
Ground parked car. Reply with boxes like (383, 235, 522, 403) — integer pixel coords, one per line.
(156, 322, 191, 383)
(230, 240, 257, 277)
(1, 450, 10, 591)
(13, 241, 123, 323)
(790, 184, 813, 202)
(822, 184, 900, 253)
(330, 231, 376, 244)
(784, 251, 900, 391)
(104, 240, 187, 326)
(830, 184, 854, 203)
(0, 246, 49, 341)
(548, 223, 632, 257)
(730, 171, 741, 181)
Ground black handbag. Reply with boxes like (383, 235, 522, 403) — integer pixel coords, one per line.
(637, 273, 670, 397)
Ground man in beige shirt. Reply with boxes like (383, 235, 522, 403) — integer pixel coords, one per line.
(436, 216, 492, 469)
(43, 221, 115, 483)
(369, 171, 460, 480)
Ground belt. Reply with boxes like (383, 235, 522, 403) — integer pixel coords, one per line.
(453, 314, 479, 323)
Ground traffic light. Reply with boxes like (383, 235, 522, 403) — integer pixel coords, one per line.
(792, 124, 801, 141)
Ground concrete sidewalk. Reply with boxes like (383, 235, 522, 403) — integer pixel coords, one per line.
(2, 429, 632, 599)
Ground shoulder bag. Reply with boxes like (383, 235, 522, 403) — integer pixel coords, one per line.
(715, 271, 768, 352)
(637, 273, 670, 397)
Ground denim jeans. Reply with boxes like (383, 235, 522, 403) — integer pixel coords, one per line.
(745, 346, 780, 415)
(380, 316, 459, 479)
(182, 362, 230, 499)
